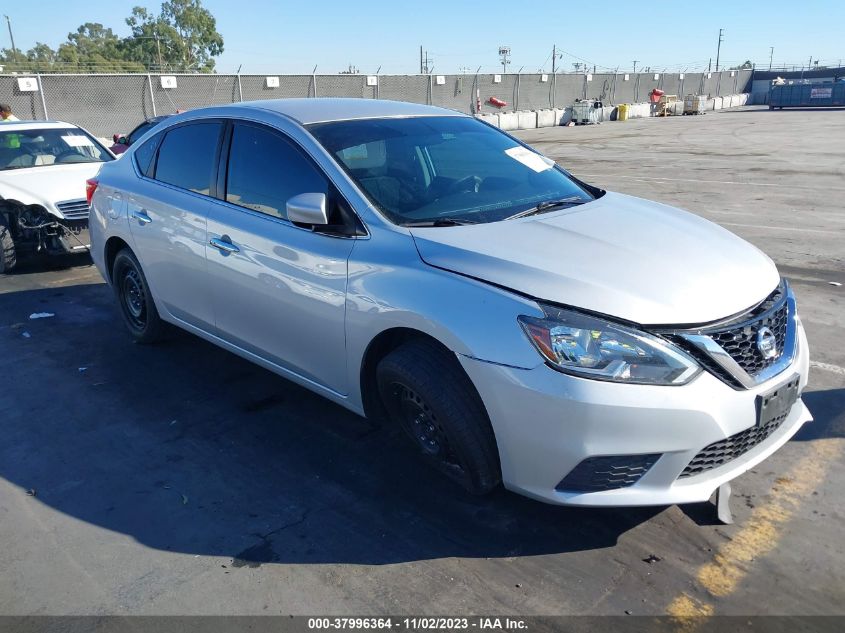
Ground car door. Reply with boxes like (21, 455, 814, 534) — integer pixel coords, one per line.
(127, 121, 223, 331)
(205, 121, 357, 394)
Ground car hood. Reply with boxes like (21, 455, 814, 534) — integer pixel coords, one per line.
(0, 162, 105, 218)
(409, 192, 780, 326)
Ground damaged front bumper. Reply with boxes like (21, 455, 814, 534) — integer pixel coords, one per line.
(13, 206, 90, 257)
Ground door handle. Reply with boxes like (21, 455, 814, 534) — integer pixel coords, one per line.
(209, 236, 240, 255)
(131, 209, 152, 225)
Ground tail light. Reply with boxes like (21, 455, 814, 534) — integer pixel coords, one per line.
(86, 179, 99, 206)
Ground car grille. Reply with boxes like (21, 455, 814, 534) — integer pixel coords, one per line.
(665, 282, 794, 389)
(556, 453, 661, 492)
(678, 412, 789, 478)
(705, 290, 788, 377)
(56, 199, 90, 221)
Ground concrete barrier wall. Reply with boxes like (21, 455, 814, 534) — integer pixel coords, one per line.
(481, 93, 749, 131)
(517, 110, 538, 129)
(536, 109, 556, 127)
(497, 111, 520, 131)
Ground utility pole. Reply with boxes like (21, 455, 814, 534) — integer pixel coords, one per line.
(715, 28, 724, 71)
(552, 45, 556, 74)
(155, 33, 163, 71)
(632, 60, 638, 73)
(769, 47, 774, 71)
(807, 56, 812, 71)
(4, 15, 18, 63)
(498, 46, 511, 74)
(418, 47, 432, 74)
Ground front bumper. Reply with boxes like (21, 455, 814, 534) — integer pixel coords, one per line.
(458, 323, 811, 507)
(56, 219, 91, 253)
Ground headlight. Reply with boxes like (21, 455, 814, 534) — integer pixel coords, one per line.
(518, 305, 701, 385)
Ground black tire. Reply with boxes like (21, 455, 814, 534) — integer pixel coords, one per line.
(376, 339, 501, 495)
(0, 216, 16, 274)
(112, 248, 166, 344)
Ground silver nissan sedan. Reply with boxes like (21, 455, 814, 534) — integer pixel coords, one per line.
(88, 99, 811, 507)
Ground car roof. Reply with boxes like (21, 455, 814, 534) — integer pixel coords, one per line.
(233, 98, 467, 125)
(143, 114, 172, 124)
(0, 120, 81, 131)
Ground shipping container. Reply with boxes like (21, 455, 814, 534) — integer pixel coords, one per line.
(768, 82, 845, 108)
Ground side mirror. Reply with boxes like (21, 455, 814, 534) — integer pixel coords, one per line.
(287, 193, 328, 226)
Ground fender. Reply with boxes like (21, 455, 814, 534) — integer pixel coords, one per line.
(344, 224, 544, 413)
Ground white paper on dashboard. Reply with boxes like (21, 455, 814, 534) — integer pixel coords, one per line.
(61, 135, 95, 147)
(504, 146, 554, 173)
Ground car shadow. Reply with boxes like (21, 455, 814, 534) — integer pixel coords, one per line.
(1, 281, 668, 567)
(795, 388, 845, 441)
(2, 281, 842, 567)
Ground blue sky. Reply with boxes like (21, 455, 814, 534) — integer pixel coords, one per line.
(5, 0, 844, 74)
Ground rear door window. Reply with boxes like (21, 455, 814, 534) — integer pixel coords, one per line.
(154, 122, 222, 195)
(134, 131, 163, 177)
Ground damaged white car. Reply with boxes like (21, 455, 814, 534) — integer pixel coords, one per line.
(0, 120, 114, 273)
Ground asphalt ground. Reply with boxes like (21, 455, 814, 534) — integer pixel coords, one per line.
(1, 106, 843, 617)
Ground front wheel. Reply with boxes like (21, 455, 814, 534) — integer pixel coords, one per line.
(376, 339, 501, 495)
(112, 249, 166, 344)
(0, 216, 17, 274)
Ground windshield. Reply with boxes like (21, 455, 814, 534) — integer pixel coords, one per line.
(0, 127, 112, 171)
(308, 116, 596, 226)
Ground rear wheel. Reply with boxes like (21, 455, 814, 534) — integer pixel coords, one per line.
(376, 339, 501, 495)
(0, 216, 16, 274)
(112, 249, 165, 343)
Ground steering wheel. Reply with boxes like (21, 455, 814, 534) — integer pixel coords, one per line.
(446, 175, 482, 195)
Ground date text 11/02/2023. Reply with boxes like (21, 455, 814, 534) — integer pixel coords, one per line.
(307, 618, 528, 630)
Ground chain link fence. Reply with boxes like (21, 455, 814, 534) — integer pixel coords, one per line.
(1, 70, 754, 137)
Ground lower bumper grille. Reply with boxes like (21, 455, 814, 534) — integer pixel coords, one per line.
(556, 453, 661, 493)
(679, 413, 789, 479)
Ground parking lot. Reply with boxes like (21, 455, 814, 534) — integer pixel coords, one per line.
(1, 106, 843, 616)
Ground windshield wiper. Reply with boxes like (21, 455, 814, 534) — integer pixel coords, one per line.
(505, 196, 588, 220)
(402, 218, 479, 227)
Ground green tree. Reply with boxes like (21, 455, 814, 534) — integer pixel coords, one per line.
(125, 0, 224, 72)
(0, 0, 223, 73)
(730, 60, 754, 70)
(0, 48, 26, 72)
(55, 23, 145, 72)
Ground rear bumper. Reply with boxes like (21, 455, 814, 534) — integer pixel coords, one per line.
(458, 323, 812, 507)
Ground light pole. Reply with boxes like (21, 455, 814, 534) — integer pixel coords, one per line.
(769, 47, 774, 71)
(4, 15, 18, 63)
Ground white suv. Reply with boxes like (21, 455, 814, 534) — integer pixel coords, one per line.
(89, 99, 811, 507)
